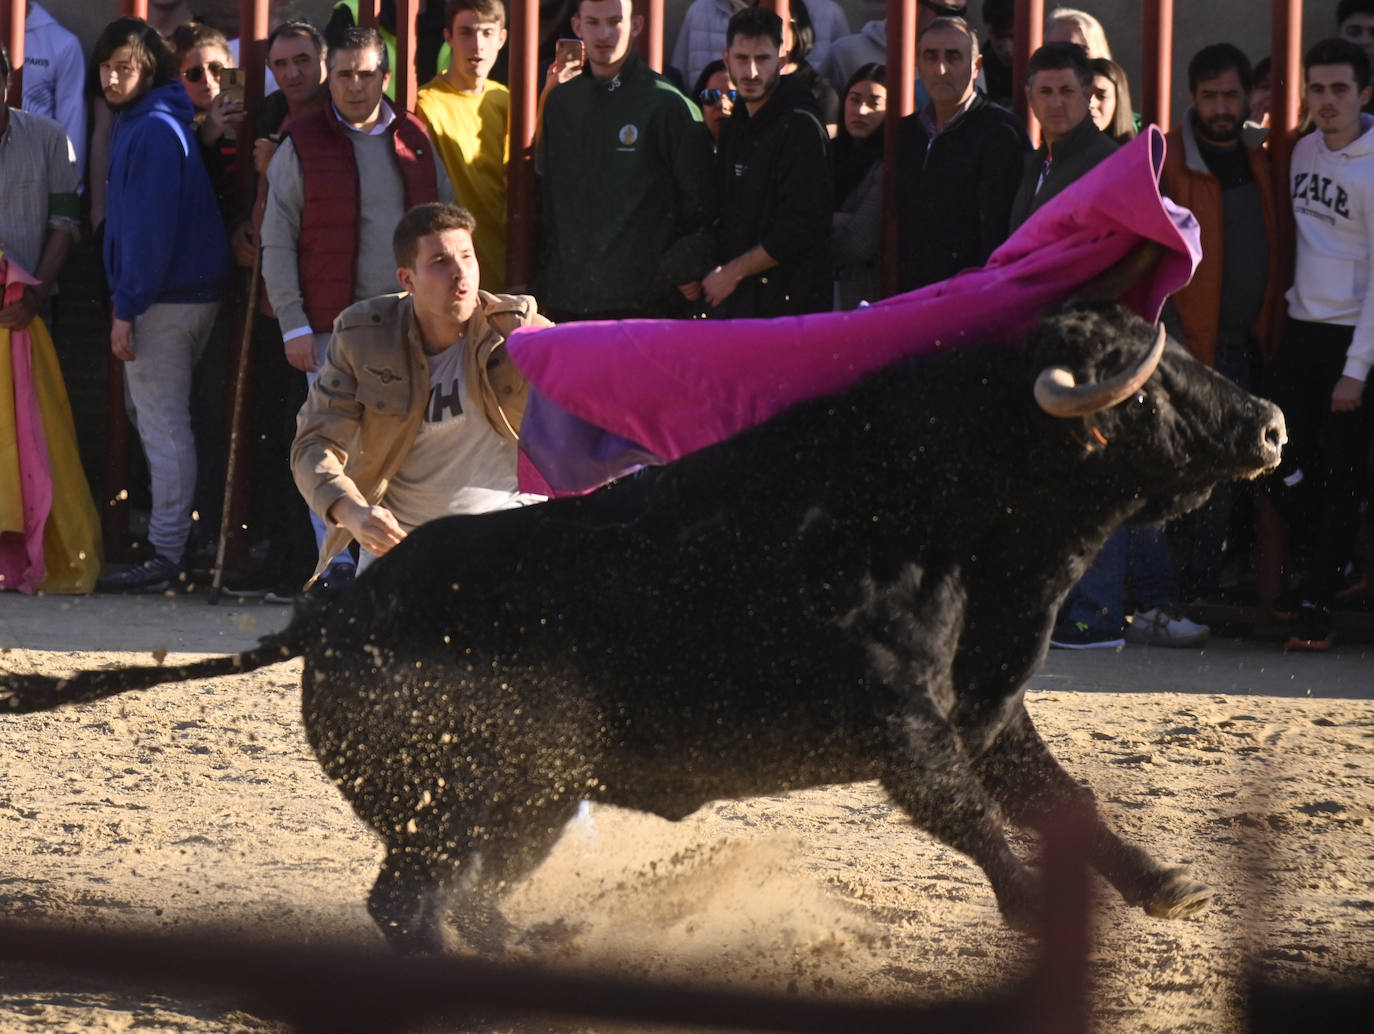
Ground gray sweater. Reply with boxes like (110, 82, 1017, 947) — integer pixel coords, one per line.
(261, 104, 454, 339)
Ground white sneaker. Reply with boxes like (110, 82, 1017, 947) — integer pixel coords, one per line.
(1126, 606, 1210, 647)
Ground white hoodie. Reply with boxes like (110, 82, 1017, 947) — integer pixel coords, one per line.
(1287, 112, 1374, 381)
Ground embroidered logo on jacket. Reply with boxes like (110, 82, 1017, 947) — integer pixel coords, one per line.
(366, 366, 404, 384)
(618, 124, 639, 149)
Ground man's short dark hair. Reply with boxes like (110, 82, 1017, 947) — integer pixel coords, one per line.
(1305, 36, 1372, 90)
(267, 19, 327, 61)
(726, 7, 784, 50)
(573, 0, 636, 14)
(394, 203, 478, 268)
(327, 25, 389, 75)
(982, 0, 1014, 33)
(92, 17, 180, 87)
(918, 15, 980, 54)
(1253, 56, 1271, 87)
(1025, 40, 1093, 90)
(1338, 0, 1374, 26)
(445, 0, 508, 31)
(1188, 42, 1253, 94)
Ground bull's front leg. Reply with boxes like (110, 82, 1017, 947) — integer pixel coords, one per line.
(971, 705, 1212, 920)
(877, 702, 1042, 932)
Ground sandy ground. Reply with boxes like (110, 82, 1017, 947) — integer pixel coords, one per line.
(0, 593, 1371, 1032)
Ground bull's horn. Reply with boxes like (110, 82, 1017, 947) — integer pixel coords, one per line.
(1034, 323, 1167, 418)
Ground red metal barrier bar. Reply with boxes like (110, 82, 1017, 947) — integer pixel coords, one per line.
(506, 0, 539, 290)
(1, 0, 23, 107)
(1271, 0, 1303, 161)
(357, 0, 380, 28)
(211, 0, 271, 575)
(237, 0, 268, 198)
(394, 0, 417, 112)
(122, 0, 149, 18)
(880, 0, 916, 298)
(1142, 0, 1174, 131)
(637, 0, 664, 71)
(1258, 0, 1304, 609)
(1013, 0, 1044, 133)
(762, 0, 791, 37)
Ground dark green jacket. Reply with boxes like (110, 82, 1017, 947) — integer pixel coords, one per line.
(536, 50, 716, 316)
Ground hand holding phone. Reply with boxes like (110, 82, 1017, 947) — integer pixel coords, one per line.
(220, 66, 246, 105)
(553, 38, 584, 82)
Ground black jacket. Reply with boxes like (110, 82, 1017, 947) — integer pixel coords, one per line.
(713, 77, 833, 318)
(895, 92, 1031, 292)
(1007, 115, 1118, 232)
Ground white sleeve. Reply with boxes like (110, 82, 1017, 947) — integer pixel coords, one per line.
(1346, 181, 1374, 382)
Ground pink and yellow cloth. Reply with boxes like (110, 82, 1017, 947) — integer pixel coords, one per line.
(0, 252, 102, 594)
(508, 128, 1203, 496)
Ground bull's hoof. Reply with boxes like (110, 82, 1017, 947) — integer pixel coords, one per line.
(999, 898, 1041, 935)
(1141, 869, 1213, 920)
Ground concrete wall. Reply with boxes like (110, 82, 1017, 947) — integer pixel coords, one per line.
(33, 0, 1348, 118)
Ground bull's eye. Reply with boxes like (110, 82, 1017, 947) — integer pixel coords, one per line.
(1134, 391, 1148, 405)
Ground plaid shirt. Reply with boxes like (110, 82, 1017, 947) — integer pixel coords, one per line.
(0, 106, 79, 275)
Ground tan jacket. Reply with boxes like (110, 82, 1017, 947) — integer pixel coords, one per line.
(291, 289, 550, 582)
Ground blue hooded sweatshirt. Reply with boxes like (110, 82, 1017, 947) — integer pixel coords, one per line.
(103, 81, 230, 321)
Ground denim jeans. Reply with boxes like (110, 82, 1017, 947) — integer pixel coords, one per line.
(1168, 338, 1256, 598)
(1057, 525, 1180, 635)
(123, 300, 220, 563)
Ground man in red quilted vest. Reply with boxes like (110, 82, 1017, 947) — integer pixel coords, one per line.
(261, 24, 455, 591)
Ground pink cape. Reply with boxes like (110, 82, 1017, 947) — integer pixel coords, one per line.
(0, 257, 54, 594)
(508, 127, 1202, 496)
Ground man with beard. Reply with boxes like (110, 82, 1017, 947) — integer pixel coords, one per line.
(1162, 45, 1279, 387)
(91, 17, 231, 592)
(699, 5, 831, 317)
(1160, 43, 1281, 603)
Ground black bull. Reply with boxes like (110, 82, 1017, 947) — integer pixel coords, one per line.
(3, 305, 1285, 954)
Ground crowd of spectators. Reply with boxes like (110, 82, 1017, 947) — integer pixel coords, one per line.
(0, 1, 1370, 654)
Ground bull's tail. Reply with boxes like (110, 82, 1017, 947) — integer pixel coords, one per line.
(1, 623, 313, 715)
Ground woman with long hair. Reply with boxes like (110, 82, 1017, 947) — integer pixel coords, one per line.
(832, 62, 886, 309)
(1089, 57, 1138, 145)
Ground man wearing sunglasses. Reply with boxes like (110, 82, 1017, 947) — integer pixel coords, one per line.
(821, 0, 967, 100)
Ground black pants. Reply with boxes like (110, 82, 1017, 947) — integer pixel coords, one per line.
(1264, 318, 1374, 602)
